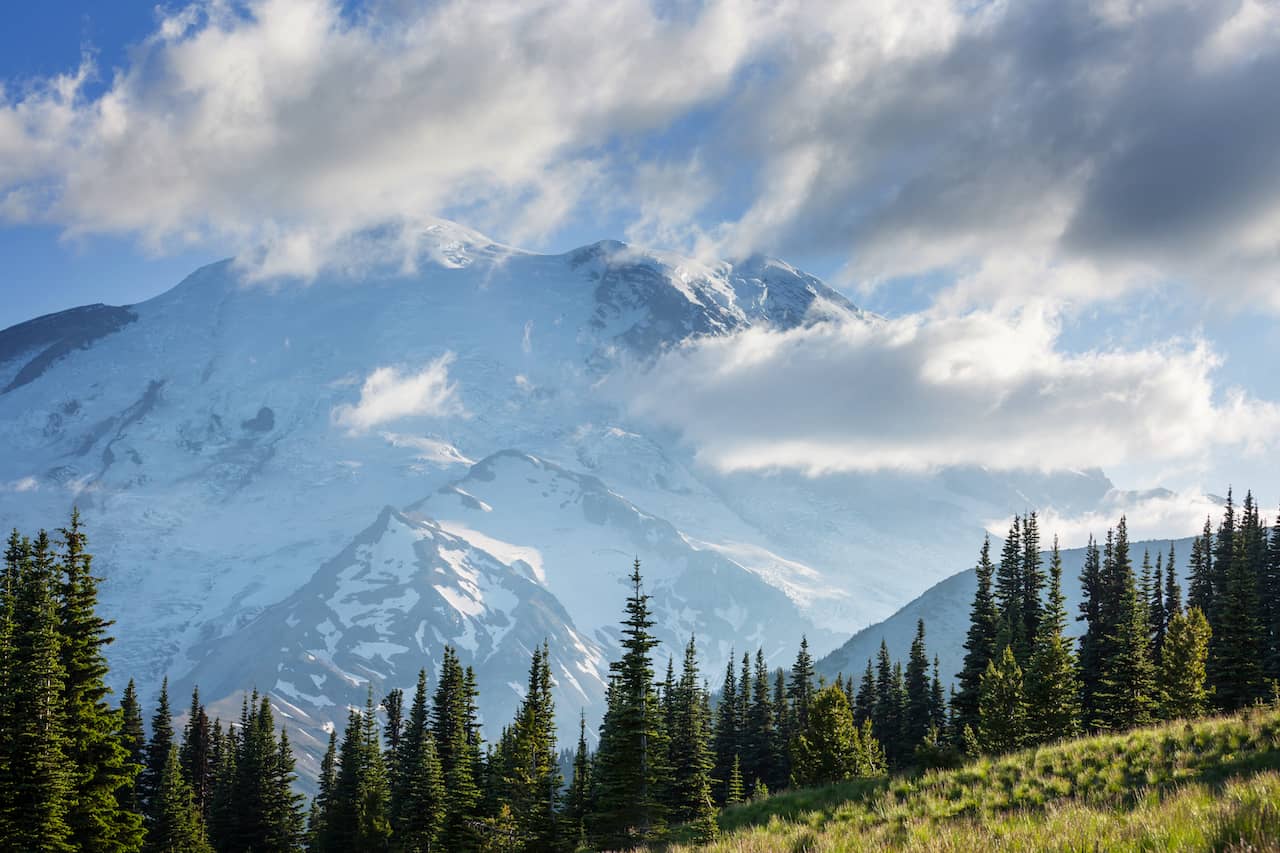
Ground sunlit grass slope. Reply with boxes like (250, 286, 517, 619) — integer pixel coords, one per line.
(668, 705, 1280, 851)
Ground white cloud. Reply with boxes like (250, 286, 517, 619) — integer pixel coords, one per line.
(614, 308, 1280, 476)
(988, 490, 1228, 549)
(333, 354, 463, 432)
(3, 476, 40, 493)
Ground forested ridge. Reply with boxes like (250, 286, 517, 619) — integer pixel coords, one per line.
(2, 489, 1278, 851)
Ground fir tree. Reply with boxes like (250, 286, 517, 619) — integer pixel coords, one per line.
(1151, 550, 1167, 665)
(928, 658, 947, 738)
(179, 687, 213, 821)
(977, 646, 1026, 754)
(307, 730, 337, 852)
(1187, 519, 1214, 614)
(1210, 491, 1265, 709)
(853, 659, 875, 728)
(1024, 537, 1081, 744)
(145, 745, 212, 853)
(1076, 536, 1104, 722)
(501, 643, 560, 851)
(743, 649, 777, 791)
(787, 637, 816, 734)
(903, 620, 932, 754)
(588, 560, 668, 848)
(433, 647, 481, 850)
(724, 755, 744, 806)
(953, 537, 998, 736)
(789, 686, 884, 787)
(327, 693, 391, 851)
(994, 517, 1026, 660)
(5, 530, 74, 850)
(559, 712, 591, 851)
(711, 653, 739, 803)
(871, 640, 896, 761)
(55, 511, 144, 851)
(142, 678, 175, 828)
(1092, 523, 1159, 730)
(665, 636, 717, 839)
(1265, 511, 1280, 684)
(118, 678, 147, 817)
(1020, 512, 1043, 661)
(1165, 542, 1182, 619)
(1161, 607, 1213, 720)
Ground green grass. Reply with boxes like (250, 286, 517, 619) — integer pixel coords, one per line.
(664, 705, 1280, 851)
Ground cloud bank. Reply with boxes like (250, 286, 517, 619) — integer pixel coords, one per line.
(1, 0, 1278, 305)
(616, 310, 1280, 476)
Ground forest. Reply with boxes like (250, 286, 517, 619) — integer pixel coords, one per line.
(1, 488, 1277, 851)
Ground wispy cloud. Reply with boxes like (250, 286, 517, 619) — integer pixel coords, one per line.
(332, 354, 463, 433)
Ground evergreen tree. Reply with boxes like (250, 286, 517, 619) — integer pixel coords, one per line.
(559, 712, 591, 851)
(397, 722, 444, 853)
(953, 538, 998, 736)
(5, 530, 74, 850)
(1160, 607, 1213, 720)
(1150, 550, 1167, 665)
(1187, 519, 1214, 615)
(771, 668, 790, 789)
(142, 678, 175, 828)
(928, 658, 947, 738)
(220, 693, 304, 852)
(724, 756, 744, 806)
(994, 517, 1026, 659)
(433, 647, 481, 850)
(977, 646, 1026, 754)
(1165, 542, 1182, 619)
(588, 560, 668, 848)
(711, 653, 739, 803)
(501, 643, 560, 851)
(117, 679, 147, 817)
(1024, 537, 1081, 744)
(903, 620, 932, 754)
(207, 722, 237, 850)
(1076, 537, 1104, 722)
(1265, 511, 1280, 684)
(787, 636, 816, 735)
(179, 687, 213, 821)
(871, 641, 896, 760)
(789, 686, 884, 787)
(743, 649, 777, 791)
(665, 636, 717, 839)
(853, 660, 875, 728)
(1092, 522, 1159, 730)
(144, 745, 212, 853)
(1020, 512, 1043, 661)
(327, 693, 391, 851)
(307, 730, 337, 852)
(1210, 491, 1265, 709)
(55, 511, 144, 851)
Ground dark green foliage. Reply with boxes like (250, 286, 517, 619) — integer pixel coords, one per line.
(712, 652, 739, 802)
(307, 731, 337, 852)
(903, 620, 932, 754)
(995, 518, 1027, 661)
(560, 713, 590, 850)
(742, 648, 778, 791)
(1266, 512, 1280, 684)
(214, 693, 304, 852)
(1187, 518, 1214, 615)
(1024, 537, 1081, 744)
(141, 678, 174, 823)
(433, 647, 481, 850)
(954, 537, 998, 736)
(853, 660, 874, 728)
(725, 755, 744, 806)
(1076, 536, 1104, 721)
(326, 693, 391, 851)
(1164, 542, 1182, 619)
(1020, 512, 1043, 663)
(1210, 491, 1265, 709)
(179, 687, 213, 821)
(665, 636, 717, 840)
(1150, 550, 1167, 664)
(117, 679, 146, 816)
(787, 637, 816, 736)
(1092, 520, 1159, 730)
(497, 643, 560, 851)
(589, 559, 668, 848)
(145, 745, 211, 853)
(56, 511, 144, 851)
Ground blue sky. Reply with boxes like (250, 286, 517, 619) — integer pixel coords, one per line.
(3, 0, 1279, 521)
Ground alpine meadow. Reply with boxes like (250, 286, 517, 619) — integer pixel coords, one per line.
(4, 0, 1280, 851)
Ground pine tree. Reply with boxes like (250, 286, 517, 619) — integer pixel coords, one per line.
(141, 678, 174, 823)
(1076, 536, 1104, 723)
(977, 646, 1026, 754)
(589, 559, 668, 848)
(665, 636, 717, 840)
(928, 657, 947, 739)
(771, 668, 791, 790)
(789, 685, 884, 786)
(871, 640, 896, 760)
(144, 745, 212, 853)
(853, 660, 874, 728)
(307, 730, 337, 852)
(179, 687, 214, 821)
(433, 647, 481, 850)
(1211, 492, 1265, 709)
(1020, 512, 1043, 661)
(560, 712, 591, 850)
(724, 755, 744, 806)
(711, 653, 739, 803)
(903, 620, 932, 754)
(787, 637, 816, 735)
(994, 517, 1026, 660)
(1024, 537, 1081, 744)
(1187, 519, 1214, 614)
(1160, 607, 1212, 720)
(953, 538, 998, 736)
(54, 511, 144, 851)
(743, 649, 777, 791)
(219, 692, 304, 852)
(1265, 511, 1280, 685)
(1093, 522, 1159, 731)
(117, 679, 147, 817)
(5, 530, 74, 850)
(1165, 542, 1182, 619)
(1151, 550, 1167, 665)
(501, 643, 560, 851)
(327, 693, 391, 851)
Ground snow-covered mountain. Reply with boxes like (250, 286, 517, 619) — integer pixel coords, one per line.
(0, 219, 1132, 774)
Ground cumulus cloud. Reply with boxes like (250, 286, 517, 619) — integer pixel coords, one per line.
(333, 354, 463, 432)
(614, 309, 1280, 476)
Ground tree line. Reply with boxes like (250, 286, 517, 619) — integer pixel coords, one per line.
(1, 494, 1276, 850)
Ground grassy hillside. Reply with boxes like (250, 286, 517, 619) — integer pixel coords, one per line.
(666, 705, 1280, 851)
